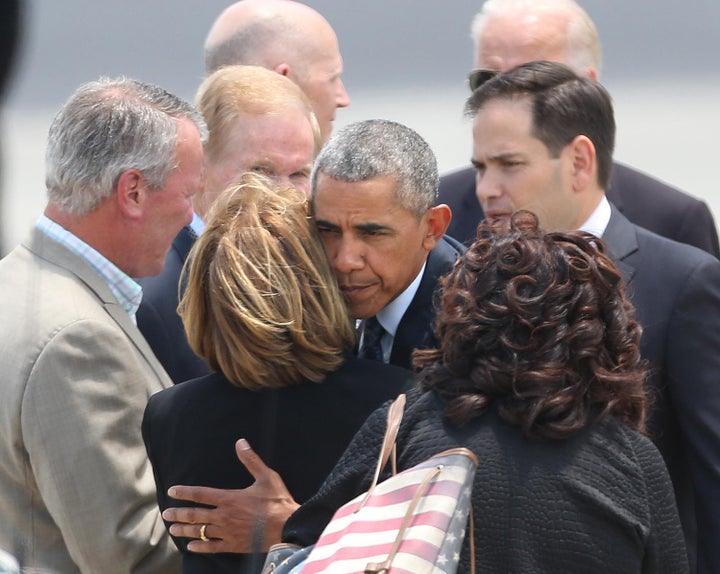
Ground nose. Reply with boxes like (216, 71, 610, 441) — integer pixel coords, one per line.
(273, 175, 311, 197)
(474, 168, 503, 203)
(336, 79, 351, 109)
(331, 235, 364, 274)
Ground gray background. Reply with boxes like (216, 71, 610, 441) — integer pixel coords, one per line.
(2, 1, 719, 249)
(5, 0, 720, 106)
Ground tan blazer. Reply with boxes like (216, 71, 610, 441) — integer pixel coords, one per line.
(0, 229, 180, 573)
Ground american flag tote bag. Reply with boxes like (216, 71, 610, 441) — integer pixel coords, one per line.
(281, 394, 479, 574)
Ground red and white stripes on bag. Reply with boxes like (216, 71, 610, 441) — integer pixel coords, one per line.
(299, 447, 477, 574)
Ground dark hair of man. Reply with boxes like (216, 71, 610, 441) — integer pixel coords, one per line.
(413, 210, 648, 440)
(465, 60, 616, 191)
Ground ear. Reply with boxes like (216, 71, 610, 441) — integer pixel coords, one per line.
(274, 63, 291, 77)
(115, 169, 146, 220)
(421, 204, 452, 250)
(586, 67, 599, 81)
(568, 135, 596, 193)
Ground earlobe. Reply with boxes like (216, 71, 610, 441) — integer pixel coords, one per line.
(274, 63, 291, 77)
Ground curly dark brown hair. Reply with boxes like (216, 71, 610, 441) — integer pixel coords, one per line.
(414, 210, 649, 440)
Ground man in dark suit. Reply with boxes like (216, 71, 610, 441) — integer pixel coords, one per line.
(440, 0, 719, 257)
(137, 65, 319, 383)
(311, 119, 462, 370)
(465, 60, 720, 573)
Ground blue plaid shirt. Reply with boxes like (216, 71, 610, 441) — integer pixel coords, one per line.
(36, 215, 143, 324)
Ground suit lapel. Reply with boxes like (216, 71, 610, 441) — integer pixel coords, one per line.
(26, 228, 172, 386)
(391, 237, 464, 368)
(601, 205, 638, 285)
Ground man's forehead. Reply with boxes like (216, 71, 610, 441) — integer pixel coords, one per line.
(312, 175, 411, 219)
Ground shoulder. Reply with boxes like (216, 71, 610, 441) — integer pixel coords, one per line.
(607, 208, 717, 271)
(610, 162, 719, 256)
(438, 166, 475, 195)
(145, 372, 230, 411)
(633, 222, 719, 279)
(427, 235, 465, 269)
(612, 162, 706, 209)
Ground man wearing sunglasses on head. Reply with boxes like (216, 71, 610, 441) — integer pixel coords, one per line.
(438, 0, 719, 258)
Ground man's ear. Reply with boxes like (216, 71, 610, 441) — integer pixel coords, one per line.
(116, 169, 146, 219)
(422, 204, 452, 250)
(274, 63, 291, 77)
(569, 135, 596, 193)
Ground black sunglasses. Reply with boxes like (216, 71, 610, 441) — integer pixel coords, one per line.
(467, 68, 498, 92)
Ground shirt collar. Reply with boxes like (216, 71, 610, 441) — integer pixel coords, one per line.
(577, 196, 612, 238)
(189, 211, 205, 237)
(374, 261, 427, 338)
(36, 215, 143, 323)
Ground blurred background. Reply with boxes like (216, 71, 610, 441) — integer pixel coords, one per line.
(2, 0, 719, 251)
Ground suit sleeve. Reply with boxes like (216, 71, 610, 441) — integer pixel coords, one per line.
(21, 319, 180, 574)
(666, 257, 720, 573)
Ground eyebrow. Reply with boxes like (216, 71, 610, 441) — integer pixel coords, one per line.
(355, 222, 393, 233)
(314, 220, 394, 234)
(314, 218, 339, 230)
(472, 152, 523, 166)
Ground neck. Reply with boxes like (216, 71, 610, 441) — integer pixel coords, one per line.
(44, 202, 127, 271)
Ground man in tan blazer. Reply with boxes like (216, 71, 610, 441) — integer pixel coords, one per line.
(0, 77, 206, 573)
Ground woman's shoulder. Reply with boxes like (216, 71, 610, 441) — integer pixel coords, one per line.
(144, 371, 253, 417)
(583, 418, 671, 489)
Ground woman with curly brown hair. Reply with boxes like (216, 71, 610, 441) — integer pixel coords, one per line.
(282, 210, 688, 573)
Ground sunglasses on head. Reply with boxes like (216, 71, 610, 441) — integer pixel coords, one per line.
(467, 68, 498, 92)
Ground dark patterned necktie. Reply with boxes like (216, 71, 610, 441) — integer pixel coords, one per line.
(360, 316, 386, 362)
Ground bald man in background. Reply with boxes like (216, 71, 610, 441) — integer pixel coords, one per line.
(439, 0, 719, 257)
(204, 0, 350, 141)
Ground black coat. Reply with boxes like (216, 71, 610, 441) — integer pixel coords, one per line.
(284, 388, 688, 573)
(438, 162, 720, 257)
(142, 356, 415, 574)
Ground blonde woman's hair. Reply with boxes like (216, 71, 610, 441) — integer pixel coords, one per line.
(179, 172, 356, 389)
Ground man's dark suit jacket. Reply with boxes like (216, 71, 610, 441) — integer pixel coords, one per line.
(439, 162, 720, 257)
(601, 207, 720, 573)
(142, 356, 415, 574)
(137, 226, 211, 383)
(389, 235, 465, 369)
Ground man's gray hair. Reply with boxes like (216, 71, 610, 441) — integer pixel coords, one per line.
(45, 76, 208, 216)
(311, 119, 438, 217)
